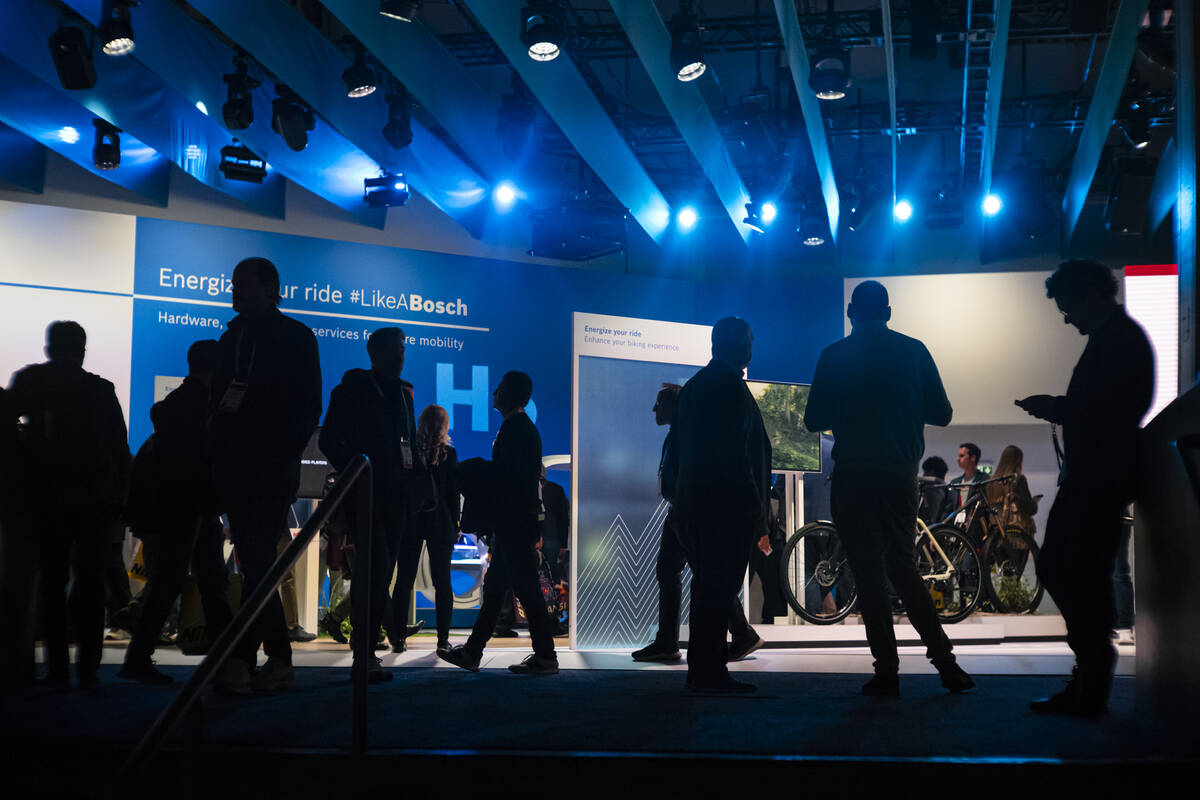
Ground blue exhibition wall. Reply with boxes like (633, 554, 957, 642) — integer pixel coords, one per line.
(130, 217, 841, 464)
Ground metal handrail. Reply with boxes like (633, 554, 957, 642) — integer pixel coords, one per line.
(117, 453, 374, 783)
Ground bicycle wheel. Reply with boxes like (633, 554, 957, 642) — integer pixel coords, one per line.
(984, 527, 1044, 614)
(918, 525, 983, 623)
(779, 522, 857, 624)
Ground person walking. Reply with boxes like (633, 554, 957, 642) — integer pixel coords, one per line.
(408, 404, 459, 653)
(209, 258, 322, 695)
(1016, 259, 1152, 717)
(805, 281, 974, 697)
(671, 317, 771, 694)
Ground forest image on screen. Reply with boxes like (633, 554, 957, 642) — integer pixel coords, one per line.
(746, 381, 821, 472)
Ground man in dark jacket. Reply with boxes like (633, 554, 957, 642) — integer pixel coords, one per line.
(119, 340, 232, 685)
(210, 258, 321, 695)
(805, 281, 973, 697)
(320, 327, 419, 681)
(672, 317, 771, 694)
(632, 382, 762, 665)
(9, 321, 130, 688)
(1017, 260, 1153, 717)
(439, 371, 558, 675)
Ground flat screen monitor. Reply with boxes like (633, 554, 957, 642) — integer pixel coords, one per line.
(745, 380, 821, 472)
(297, 428, 333, 499)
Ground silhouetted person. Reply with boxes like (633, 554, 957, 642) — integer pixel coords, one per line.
(1016, 259, 1152, 717)
(210, 258, 321, 694)
(672, 318, 770, 694)
(748, 476, 788, 624)
(319, 326, 418, 681)
(939, 442, 985, 522)
(439, 371, 559, 675)
(539, 463, 569, 585)
(0, 384, 36, 688)
(632, 382, 761, 665)
(9, 321, 130, 688)
(919, 456, 949, 524)
(411, 404, 460, 652)
(119, 340, 233, 685)
(805, 281, 974, 696)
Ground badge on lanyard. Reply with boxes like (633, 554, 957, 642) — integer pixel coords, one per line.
(399, 440, 413, 470)
(219, 379, 249, 412)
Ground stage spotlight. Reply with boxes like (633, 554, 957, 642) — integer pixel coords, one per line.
(382, 85, 413, 150)
(271, 84, 315, 152)
(100, 1, 135, 57)
(48, 22, 96, 90)
(669, 1, 706, 82)
(893, 199, 913, 222)
(677, 206, 698, 231)
(223, 56, 261, 131)
(494, 181, 519, 209)
(801, 214, 826, 246)
(342, 48, 376, 99)
(982, 193, 1003, 216)
(742, 201, 777, 234)
(195, 101, 208, 116)
(810, 45, 850, 100)
(92, 118, 120, 170)
(521, 2, 566, 62)
(56, 126, 81, 144)
(364, 173, 410, 208)
(219, 142, 267, 183)
(380, 0, 421, 21)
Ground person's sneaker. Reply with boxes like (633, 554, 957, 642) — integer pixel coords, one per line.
(406, 621, 425, 637)
(685, 675, 757, 694)
(492, 627, 519, 638)
(252, 657, 295, 693)
(105, 627, 131, 641)
(213, 658, 253, 696)
(118, 660, 174, 685)
(508, 653, 559, 675)
(391, 640, 407, 654)
(632, 642, 682, 663)
(1113, 628, 1136, 645)
(938, 662, 976, 694)
(727, 633, 765, 662)
(288, 625, 317, 643)
(861, 673, 900, 697)
(319, 615, 348, 644)
(437, 644, 481, 673)
(436, 641, 453, 655)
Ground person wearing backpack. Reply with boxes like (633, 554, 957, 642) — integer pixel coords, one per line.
(9, 321, 130, 688)
(119, 339, 232, 685)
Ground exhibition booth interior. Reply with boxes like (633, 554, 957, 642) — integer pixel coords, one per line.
(0, 0, 1192, 691)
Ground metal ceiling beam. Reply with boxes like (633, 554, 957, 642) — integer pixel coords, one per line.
(1146, 136, 1178, 235)
(321, 0, 507, 182)
(457, 0, 670, 243)
(1062, 0, 1150, 246)
(59, 0, 384, 226)
(607, 0, 753, 244)
(187, 0, 490, 237)
(773, 0, 838, 243)
(882, 0, 900, 210)
(980, 0, 1012, 196)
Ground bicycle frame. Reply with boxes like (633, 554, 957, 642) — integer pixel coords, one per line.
(914, 518, 956, 582)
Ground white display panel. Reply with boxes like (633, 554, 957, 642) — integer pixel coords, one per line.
(1124, 264, 1179, 425)
(843, 272, 1087, 426)
(570, 313, 711, 649)
(0, 201, 136, 422)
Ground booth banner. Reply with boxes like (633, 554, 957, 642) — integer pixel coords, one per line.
(571, 312, 711, 649)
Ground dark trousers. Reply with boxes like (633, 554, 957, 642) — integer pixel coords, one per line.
(346, 499, 404, 654)
(466, 531, 555, 659)
(830, 468, 954, 675)
(682, 507, 754, 684)
(0, 511, 36, 685)
(226, 500, 292, 666)
(397, 534, 454, 644)
(1039, 482, 1125, 700)
(1112, 516, 1135, 629)
(127, 516, 231, 664)
(37, 507, 108, 681)
(654, 507, 751, 649)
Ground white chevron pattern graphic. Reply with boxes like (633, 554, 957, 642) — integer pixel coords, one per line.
(576, 498, 692, 648)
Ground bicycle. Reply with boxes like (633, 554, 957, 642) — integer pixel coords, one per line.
(779, 505, 984, 625)
(942, 475, 1044, 615)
